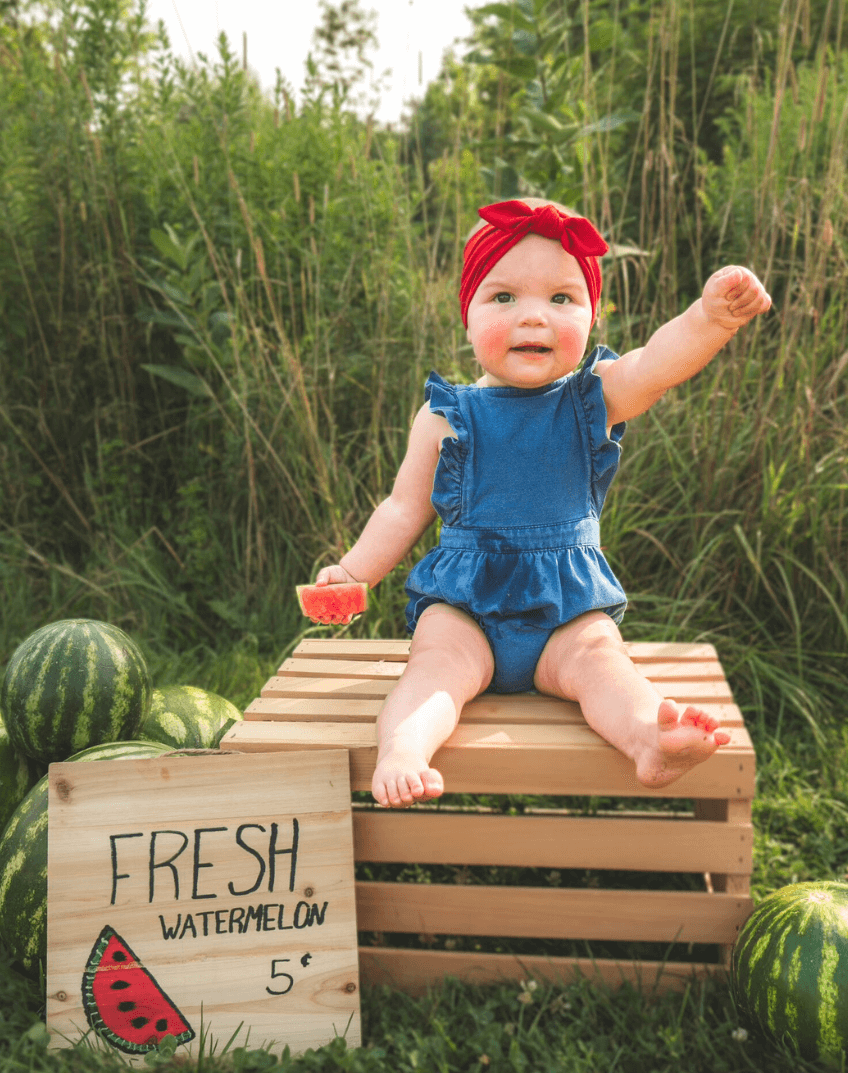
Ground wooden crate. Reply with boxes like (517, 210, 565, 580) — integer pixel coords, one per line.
(220, 637, 755, 996)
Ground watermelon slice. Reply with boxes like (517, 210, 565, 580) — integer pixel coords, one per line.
(296, 582, 368, 620)
(81, 925, 195, 1055)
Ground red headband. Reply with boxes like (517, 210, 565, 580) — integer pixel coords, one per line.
(459, 201, 609, 327)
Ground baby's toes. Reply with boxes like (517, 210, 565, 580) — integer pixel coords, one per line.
(420, 769, 444, 799)
(397, 772, 424, 805)
(681, 706, 708, 730)
(657, 699, 679, 728)
(384, 777, 407, 808)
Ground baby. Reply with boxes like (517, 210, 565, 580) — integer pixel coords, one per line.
(307, 197, 771, 808)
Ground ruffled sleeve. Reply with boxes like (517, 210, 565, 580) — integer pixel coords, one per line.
(574, 346, 626, 516)
(424, 371, 467, 526)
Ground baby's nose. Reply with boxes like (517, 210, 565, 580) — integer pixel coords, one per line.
(518, 302, 548, 324)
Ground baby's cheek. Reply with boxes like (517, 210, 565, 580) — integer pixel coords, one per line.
(558, 318, 591, 355)
(474, 320, 512, 356)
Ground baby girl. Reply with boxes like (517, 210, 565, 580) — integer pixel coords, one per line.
(308, 198, 771, 808)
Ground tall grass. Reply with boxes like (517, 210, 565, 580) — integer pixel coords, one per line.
(1, 0, 845, 741)
(0, 0, 842, 737)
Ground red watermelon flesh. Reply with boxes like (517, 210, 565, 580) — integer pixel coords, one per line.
(296, 582, 368, 620)
(82, 925, 195, 1054)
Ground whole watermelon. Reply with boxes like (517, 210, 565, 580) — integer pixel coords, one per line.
(732, 880, 848, 1068)
(0, 714, 43, 835)
(0, 739, 171, 977)
(1, 619, 152, 764)
(138, 684, 242, 749)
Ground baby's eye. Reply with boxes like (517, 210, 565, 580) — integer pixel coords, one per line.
(551, 293, 572, 305)
(492, 292, 514, 304)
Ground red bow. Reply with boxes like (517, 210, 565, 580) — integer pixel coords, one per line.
(479, 201, 608, 257)
(460, 200, 608, 327)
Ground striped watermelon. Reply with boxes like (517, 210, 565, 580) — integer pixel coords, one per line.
(1, 619, 152, 764)
(731, 881, 848, 1068)
(138, 685, 242, 750)
(0, 740, 171, 977)
(0, 714, 43, 836)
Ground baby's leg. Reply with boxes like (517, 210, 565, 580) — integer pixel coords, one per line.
(534, 612, 731, 789)
(373, 603, 494, 807)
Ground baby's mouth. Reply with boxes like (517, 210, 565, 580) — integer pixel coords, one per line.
(512, 345, 551, 354)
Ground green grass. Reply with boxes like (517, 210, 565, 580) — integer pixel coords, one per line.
(1, 942, 844, 1072)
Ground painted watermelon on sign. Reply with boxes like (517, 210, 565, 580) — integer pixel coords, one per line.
(82, 925, 195, 1055)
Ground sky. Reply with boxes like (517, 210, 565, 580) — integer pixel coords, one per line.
(143, 0, 487, 124)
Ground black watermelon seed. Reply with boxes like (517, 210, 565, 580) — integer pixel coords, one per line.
(112, 951, 128, 962)
(130, 1016, 149, 1029)
(110, 980, 130, 990)
(155, 1019, 168, 1032)
(117, 1001, 135, 1012)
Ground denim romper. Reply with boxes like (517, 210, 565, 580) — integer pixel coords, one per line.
(404, 345, 628, 694)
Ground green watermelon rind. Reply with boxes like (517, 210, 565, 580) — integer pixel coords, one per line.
(0, 716, 43, 836)
(731, 880, 848, 1068)
(0, 741, 172, 977)
(81, 925, 195, 1055)
(138, 685, 243, 750)
(0, 619, 153, 764)
(65, 740, 174, 763)
(296, 582, 368, 620)
(0, 778, 49, 974)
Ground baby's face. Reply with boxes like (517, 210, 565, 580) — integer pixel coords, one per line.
(465, 234, 593, 389)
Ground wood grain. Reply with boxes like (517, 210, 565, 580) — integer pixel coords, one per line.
(355, 882, 751, 944)
(352, 809, 753, 873)
(220, 637, 757, 994)
(358, 946, 728, 995)
(46, 751, 360, 1062)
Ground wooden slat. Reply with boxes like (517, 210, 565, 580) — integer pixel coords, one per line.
(358, 947, 728, 995)
(246, 694, 744, 728)
(290, 640, 413, 663)
(259, 677, 390, 701)
(277, 659, 407, 680)
(622, 661, 725, 681)
(289, 638, 720, 663)
(352, 810, 753, 874)
(277, 657, 729, 681)
(355, 882, 752, 944)
(248, 696, 386, 720)
(221, 720, 756, 799)
(266, 665, 738, 708)
(225, 719, 376, 749)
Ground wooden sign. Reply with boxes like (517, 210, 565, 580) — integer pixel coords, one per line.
(45, 750, 360, 1061)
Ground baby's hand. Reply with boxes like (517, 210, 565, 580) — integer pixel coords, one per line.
(309, 564, 360, 625)
(701, 266, 771, 331)
(315, 564, 358, 587)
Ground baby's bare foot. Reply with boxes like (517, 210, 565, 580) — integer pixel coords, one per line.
(372, 751, 444, 808)
(635, 700, 731, 789)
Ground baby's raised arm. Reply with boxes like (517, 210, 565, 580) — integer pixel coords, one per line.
(313, 403, 442, 601)
(598, 266, 771, 426)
